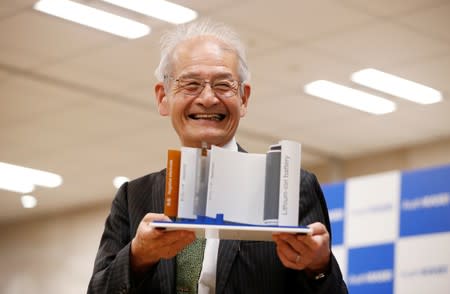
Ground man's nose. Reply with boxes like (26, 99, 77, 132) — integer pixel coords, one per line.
(196, 83, 219, 106)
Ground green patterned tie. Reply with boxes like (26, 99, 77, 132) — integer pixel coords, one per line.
(176, 238, 206, 294)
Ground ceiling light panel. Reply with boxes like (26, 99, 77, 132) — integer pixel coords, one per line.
(0, 162, 62, 193)
(351, 68, 443, 105)
(304, 80, 396, 115)
(34, 0, 150, 39)
(0, 178, 34, 194)
(101, 0, 198, 24)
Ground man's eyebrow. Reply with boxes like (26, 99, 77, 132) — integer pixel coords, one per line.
(178, 72, 234, 80)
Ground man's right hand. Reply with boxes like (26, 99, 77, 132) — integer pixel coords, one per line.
(130, 213, 196, 274)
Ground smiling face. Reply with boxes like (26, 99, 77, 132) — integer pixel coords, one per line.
(155, 36, 251, 148)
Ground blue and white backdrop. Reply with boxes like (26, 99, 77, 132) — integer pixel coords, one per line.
(322, 164, 450, 294)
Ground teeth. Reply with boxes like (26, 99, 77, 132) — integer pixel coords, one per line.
(190, 114, 224, 121)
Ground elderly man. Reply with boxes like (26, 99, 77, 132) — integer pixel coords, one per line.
(88, 20, 348, 294)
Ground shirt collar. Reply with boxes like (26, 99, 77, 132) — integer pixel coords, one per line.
(220, 137, 238, 151)
(181, 137, 238, 151)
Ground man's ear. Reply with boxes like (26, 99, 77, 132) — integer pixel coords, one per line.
(155, 83, 169, 116)
(239, 83, 251, 117)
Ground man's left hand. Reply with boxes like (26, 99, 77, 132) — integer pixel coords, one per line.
(272, 222, 330, 275)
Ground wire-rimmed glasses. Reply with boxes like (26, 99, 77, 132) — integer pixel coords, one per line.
(165, 76, 241, 99)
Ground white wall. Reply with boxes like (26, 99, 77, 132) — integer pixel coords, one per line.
(0, 204, 110, 294)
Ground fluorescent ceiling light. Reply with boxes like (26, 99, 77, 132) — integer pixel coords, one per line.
(113, 176, 130, 189)
(0, 177, 34, 194)
(351, 68, 442, 104)
(304, 80, 396, 115)
(0, 162, 62, 193)
(101, 0, 197, 24)
(34, 0, 150, 39)
(21, 195, 38, 209)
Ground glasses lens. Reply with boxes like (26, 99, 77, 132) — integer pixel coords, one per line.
(177, 79, 203, 96)
(212, 80, 238, 98)
(176, 78, 239, 98)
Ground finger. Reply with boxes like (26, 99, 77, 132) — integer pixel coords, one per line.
(143, 230, 196, 259)
(295, 234, 316, 252)
(275, 242, 305, 270)
(274, 234, 317, 266)
(274, 237, 306, 265)
(142, 213, 172, 223)
(160, 236, 199, 258)
(297, 223, 329, 249)
(293, 238, 313, 256)
(154, 230, 196, 248)
(138, 214, 174, 236)
(307, 222, 327, 236)
(296, 222, 327, 244)
(136, 222, 195, 252)
(276, 233, 305, 254)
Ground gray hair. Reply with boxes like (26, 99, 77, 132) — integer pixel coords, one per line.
(154, 19, 250, 84)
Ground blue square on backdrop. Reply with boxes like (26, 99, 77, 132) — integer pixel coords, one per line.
(400, 164, 450, 237)
(322, 182, 345, 245)
(347, 243, 394, 294)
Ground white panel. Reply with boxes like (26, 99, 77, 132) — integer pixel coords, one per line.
(345, 171, 401, 247)
(395, 233, 450, 294)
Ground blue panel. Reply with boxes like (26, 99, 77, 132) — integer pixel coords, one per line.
(322, 182, 345, 245)
(400, 164, 450, 237)
(348, 244, 394, 294)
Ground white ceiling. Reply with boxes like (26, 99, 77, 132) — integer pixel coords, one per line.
(1, 0, 450, 223)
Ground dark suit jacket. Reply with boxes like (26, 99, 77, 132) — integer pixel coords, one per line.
(88, 162, 347, 294)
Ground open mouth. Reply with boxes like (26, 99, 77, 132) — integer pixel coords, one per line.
(188, 113, 226, 121)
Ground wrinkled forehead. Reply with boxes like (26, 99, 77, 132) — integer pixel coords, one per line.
(170, 36, 239, 78)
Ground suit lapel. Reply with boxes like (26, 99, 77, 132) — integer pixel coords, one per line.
(216, 240, 240, 294)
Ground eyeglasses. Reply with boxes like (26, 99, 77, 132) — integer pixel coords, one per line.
(165, 76, 241, 99)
